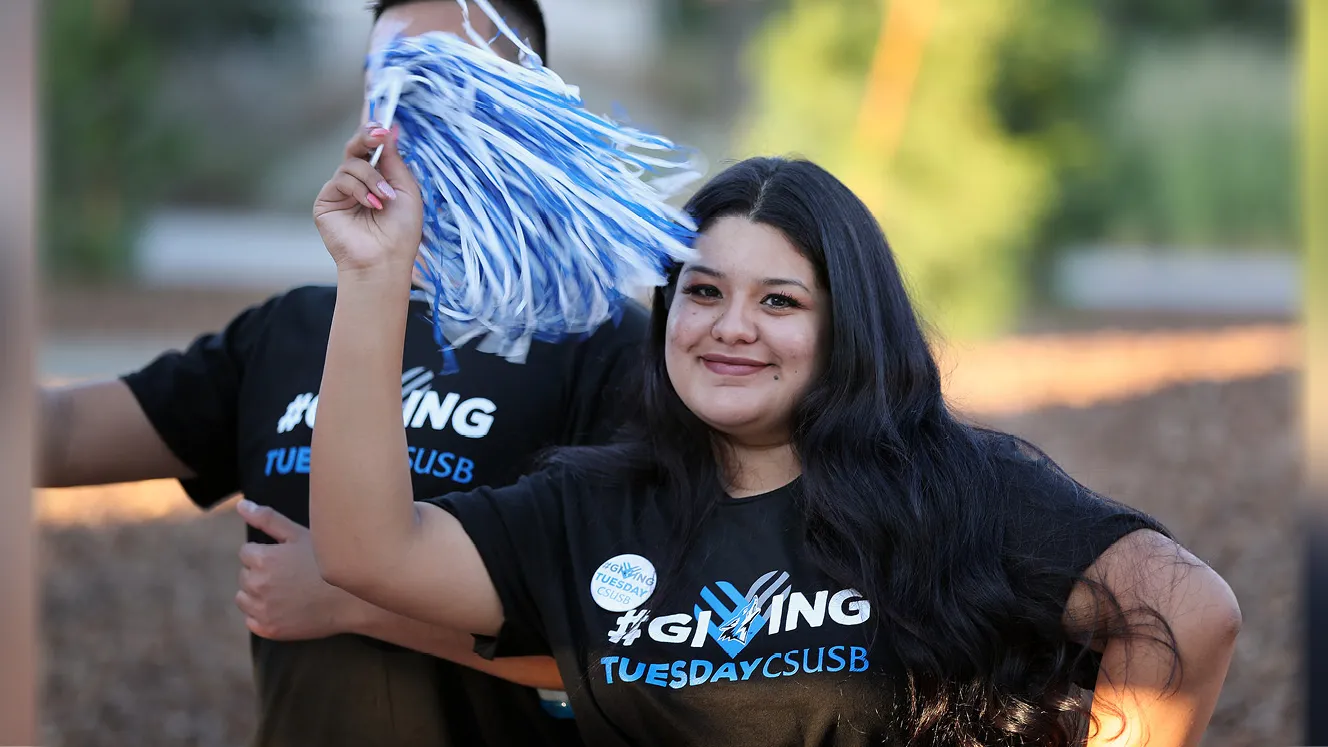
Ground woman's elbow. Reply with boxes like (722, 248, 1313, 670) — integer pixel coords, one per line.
(1177, 567, 1242, 669)
(307, 523, 376, 596)
(308, 502, 424, 597)
(317, 553, 393, 605)
(1198, 569, 1242, 643)
(311, 541, 362, 592)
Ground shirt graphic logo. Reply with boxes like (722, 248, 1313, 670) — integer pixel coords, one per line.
(697, 570, 791, 658)
(596, 571, 874, 690)
(604, 571, 871, 655)
(591, 554, 657, 612)
(264, 367, 482, 485)
(273, 367, 497, 437)
(277, 393, 315, 433)
(606, 608, 649, 644)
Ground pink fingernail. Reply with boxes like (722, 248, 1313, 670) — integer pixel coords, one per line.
(370, 127, 390, 139)
(367, 193, 384, 210)
(378, 181, 397, 199)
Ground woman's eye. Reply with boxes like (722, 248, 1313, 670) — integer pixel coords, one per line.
(681, 284, 721, 299)
(763, 294, 801, 310)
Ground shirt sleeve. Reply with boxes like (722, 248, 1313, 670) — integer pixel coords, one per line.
(997, 444, 1173, 690)
(999, 443, 1172, 611)
(119, 294, 281, 508)
(560, 300, 649, 446)
(427, 468, 572, 659)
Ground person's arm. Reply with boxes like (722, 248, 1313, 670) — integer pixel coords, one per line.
(1072, 529, 1241, 746)
(235, 499, 561, 690)
(37, 380, 194, 487)
(310, 268, 505, 635)
(349, 604, 562, 690)
(308, 123, 506, 636)
(39, 293, 276, 501)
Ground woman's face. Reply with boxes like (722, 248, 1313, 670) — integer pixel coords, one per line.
(665, 216, 827, 444)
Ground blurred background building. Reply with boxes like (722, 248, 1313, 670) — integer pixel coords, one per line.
(36, 1, 1301, 745)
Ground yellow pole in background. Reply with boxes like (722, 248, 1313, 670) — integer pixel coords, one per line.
(1302, 0, 1327, 740)
(0, 0, 40, 744)
(852, 0, 941, 164)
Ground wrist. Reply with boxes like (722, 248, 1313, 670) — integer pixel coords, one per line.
(335, 260, 416, 291)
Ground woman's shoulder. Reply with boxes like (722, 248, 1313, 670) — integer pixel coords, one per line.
(984, 434, 1171, 574)
(986, 434, 1159, 522)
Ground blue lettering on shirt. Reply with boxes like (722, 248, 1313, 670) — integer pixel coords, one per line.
(264, 446, 475, 485)
(597, 647, 871, 691)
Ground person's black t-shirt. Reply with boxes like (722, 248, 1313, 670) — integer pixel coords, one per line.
(122, 285, 647, 747)
(433, 446, 1170, 746)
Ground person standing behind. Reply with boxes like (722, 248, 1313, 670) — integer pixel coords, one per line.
(37, 2, 646, 745)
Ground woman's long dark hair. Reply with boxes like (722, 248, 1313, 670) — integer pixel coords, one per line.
(549, 157, 1177, 745)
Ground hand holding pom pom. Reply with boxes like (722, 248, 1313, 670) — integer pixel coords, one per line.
(314, 123, 425, 279)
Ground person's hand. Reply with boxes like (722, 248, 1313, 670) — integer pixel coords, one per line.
(235, 499, 370, 640)
(313, 123, 424, 277)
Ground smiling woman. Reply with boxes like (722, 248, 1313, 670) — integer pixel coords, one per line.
(307, 155, 1240, 747)
(665, 218, 826, 456)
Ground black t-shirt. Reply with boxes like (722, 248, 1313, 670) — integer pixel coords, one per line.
(434, 448, 1170, 746)
(122, 285, 647, 747)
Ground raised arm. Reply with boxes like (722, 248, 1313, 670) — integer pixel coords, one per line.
(37, 380, 193, 488)
(307, 123, 504, 636)
(1071, 529, 1241, 747)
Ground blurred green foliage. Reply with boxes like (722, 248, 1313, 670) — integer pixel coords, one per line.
(1098, 0, 1289, 40)
(1009, 0, 1294, 262)
(727, 0, 1292, 338)
(42, 0, 304, 281)
(1090, 36, 1293, 252)
(738, 0, 1056, 338)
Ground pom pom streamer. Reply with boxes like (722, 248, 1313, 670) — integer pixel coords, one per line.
(364, 1, 701, 372)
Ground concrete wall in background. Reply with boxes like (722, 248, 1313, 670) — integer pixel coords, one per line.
(135, 210, 336, 290)
(542, 0, 660, 75)
(1054, 247, 1299, 316)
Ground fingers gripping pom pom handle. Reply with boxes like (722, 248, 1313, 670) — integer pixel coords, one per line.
(368, 66, 410, 168)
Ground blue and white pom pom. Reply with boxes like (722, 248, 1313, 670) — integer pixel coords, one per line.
(364, 0, 700, 372)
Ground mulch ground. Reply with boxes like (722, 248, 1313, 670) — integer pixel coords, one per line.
(33, 313, 1303, 747)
